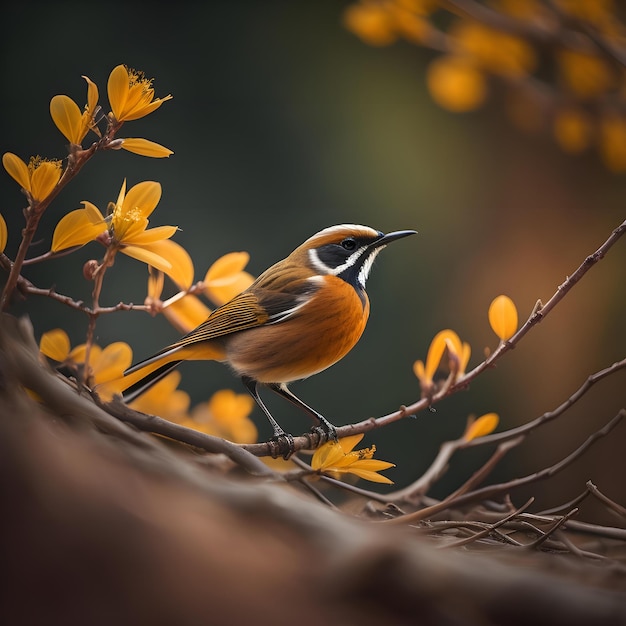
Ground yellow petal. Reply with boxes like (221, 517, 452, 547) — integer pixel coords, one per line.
(122, 180, 162, 219)
(311, 440, 346, 470)
(68, 343, 96, 364)
(120, 138, 173, 158)
(205, 273, 254, 307)
(343, 468, 394, 484)
(464, 413, 499, 441)
(83, 75, 99, 114)
(140, 239, 194, 288)
(30, 160, 62, 202)
(208, 389, 255, 423)
(488, 295, 518, 341)
(205, 252, 251, 282)
(92, 341, 133, 383)
(129, 225, 178, 245)
(163, 294, 211, 334)
(425, 330, 460, 381)
(0, 213, 7, 254)
(39, 329, 71, 362)
(147, 268, 165, 300)
(50, 95, 83, 144)
(3, 152, 31, 192)
(51, 205, 106, 252)
(107, 64, 130, 122)
(121, 244, 172, 272)
(413, 359, 425, 381)
(338, 433, 364, 454)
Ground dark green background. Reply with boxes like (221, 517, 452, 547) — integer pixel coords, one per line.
(2, 1, 625, 513)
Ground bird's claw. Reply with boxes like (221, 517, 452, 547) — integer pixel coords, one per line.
(310, 423, 338, 445)
(268, 432, 296, 460)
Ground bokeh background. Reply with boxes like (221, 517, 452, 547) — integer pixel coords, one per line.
(1, 1, 625, 519)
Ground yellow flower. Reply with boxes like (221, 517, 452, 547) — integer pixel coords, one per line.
(50, 75, 99, 145)
(107, 65, 173, 123)
(187, 389, 257, 443)
(39, 328, 133, 400)
(488, 295, 518, 341)
(463, 413, 499, 441)
(51, 179, 194, 288)
(204, 252, 255, 306)
(0, 213, 7, 254)
(129, 371, 190, 421)
(2, 153, 62, 203)
(311, 433, 395, 484)
(413, 329, 470, 393)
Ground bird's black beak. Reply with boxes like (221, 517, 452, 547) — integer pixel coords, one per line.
(371, 229, 417, 249)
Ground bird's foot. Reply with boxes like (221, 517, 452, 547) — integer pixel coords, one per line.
(267, 432, 296, 460)
(310, 422, 338, 445)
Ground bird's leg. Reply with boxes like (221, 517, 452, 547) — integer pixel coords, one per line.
(267, 383, 338, 444)
(241, 376, 294, 459)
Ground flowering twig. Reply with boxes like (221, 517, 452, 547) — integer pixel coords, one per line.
(0, 124, 122, 311)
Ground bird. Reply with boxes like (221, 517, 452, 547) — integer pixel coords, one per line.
(119, 224, 416, 455)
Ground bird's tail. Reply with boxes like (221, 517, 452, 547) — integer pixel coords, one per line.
(99, 342, 226, 403)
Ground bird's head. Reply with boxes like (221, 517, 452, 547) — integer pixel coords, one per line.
(294, 224, 417, 290)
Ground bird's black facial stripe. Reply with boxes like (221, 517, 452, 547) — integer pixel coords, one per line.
(314, 237, 373, 270)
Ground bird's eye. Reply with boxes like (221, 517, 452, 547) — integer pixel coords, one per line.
(341, 237, 357, 251)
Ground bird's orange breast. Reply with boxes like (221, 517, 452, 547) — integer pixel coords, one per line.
(223, 276, 370, 383)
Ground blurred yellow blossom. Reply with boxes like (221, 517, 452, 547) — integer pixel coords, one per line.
(600, 114, 626, 172)
(129, 370, 190, 421)
(426, 56, 487, 112)
(2, 153, 62, 203)
(557, 50, 613, 99)
(343, 2, 397, 46)
(204, 252, 255, 306)
(553, 108, 592, 153)
(311, 433, 395, 484)
(414, 329, 470, 393)
(0, 213, 7, 254)
(463, 413, 499, 441)
(50, 75, 99, 145)
(39, 328, 132, 400)
(488, 295, 518, 341)
(107, 65, 173, 123)
(452, 21, 536, 78)
(51, 179, 194, 288)
(187, 389, 257, 443)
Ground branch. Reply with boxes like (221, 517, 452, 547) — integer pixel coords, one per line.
(387, 409, 626, 524)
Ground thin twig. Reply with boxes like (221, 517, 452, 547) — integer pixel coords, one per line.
(441, 497, 535, 549)
(586, 480, 626, 520)
(384, 410, 625, 525)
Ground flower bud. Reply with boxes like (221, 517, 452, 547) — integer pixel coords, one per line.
(83, 259, 99, 281)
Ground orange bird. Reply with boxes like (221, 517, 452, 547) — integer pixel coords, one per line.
(121, 224, 416, 449)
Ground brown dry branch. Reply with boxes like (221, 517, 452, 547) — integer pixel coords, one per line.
(386, 409, 626, 526)
(2, 315, 626, 625)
